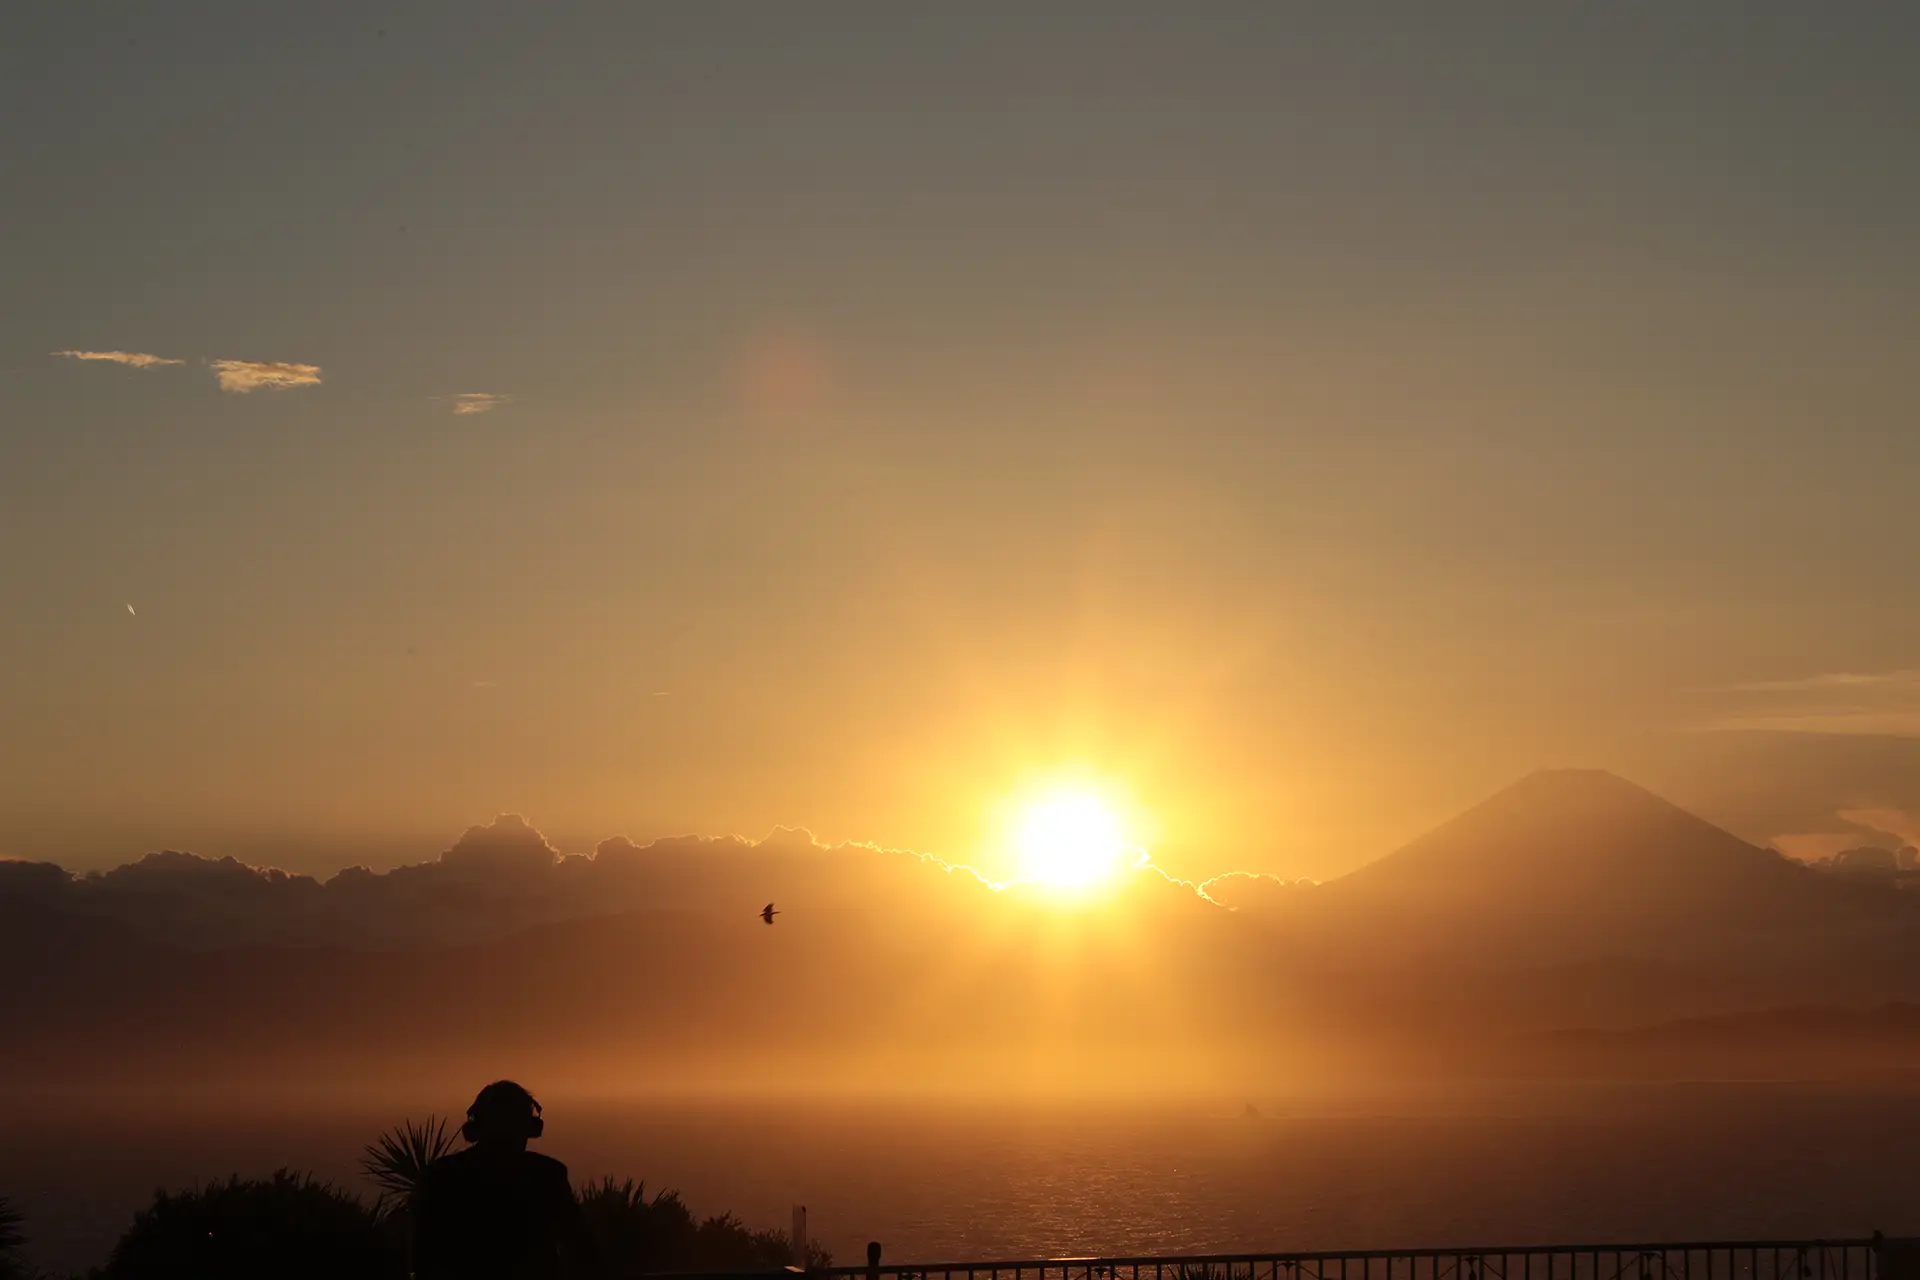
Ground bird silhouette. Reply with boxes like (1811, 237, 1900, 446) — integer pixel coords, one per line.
(761, 903, 779, 925)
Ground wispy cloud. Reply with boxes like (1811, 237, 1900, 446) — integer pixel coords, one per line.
(1724, 670, 1920, 694)
(451, 392, 506, 415)
(208, 358, 322, 393)
(426, 391, 509, 414)
(53, 349, 183, 369)
(1697, 668, 1920, 737)
(1770, 808, 1920, 864)
(1198, 869, 1320, 909)
(1838, 807, 1920, 848)
(1696, 712, 1920, 736)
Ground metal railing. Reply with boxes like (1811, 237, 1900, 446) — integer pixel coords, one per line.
(775, 1241, 1887, 1280)
(650, 1237, 1901, 1280)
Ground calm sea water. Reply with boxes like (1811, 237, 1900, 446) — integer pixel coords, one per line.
(9, 1082, 1920, 1276)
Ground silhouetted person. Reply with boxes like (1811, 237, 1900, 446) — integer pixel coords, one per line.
(413, 1081, 593, 1280)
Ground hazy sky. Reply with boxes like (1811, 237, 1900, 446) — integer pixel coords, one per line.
(5, 4, 1920, 880)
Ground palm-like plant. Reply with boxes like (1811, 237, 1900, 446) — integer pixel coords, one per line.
(360, 1115, 456, 1207)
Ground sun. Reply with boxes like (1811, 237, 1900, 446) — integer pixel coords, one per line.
(1014, 789, 1132, 891)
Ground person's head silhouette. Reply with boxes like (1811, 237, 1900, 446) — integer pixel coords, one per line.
(461, 1080, 544, 1151)
(418, 1082, 592, 1277)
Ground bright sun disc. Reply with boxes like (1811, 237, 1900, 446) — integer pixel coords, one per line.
(1015, 791, 1129, 890)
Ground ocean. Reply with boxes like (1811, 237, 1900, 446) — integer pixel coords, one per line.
(8, 1081, 1920, 1276)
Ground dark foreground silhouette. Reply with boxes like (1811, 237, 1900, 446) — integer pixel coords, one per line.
(95, 1171, 398, 1279)
(414, 1082, 592, 1279)
(17, 1083, 825, 1279)
(0, 1195, 28, 1280)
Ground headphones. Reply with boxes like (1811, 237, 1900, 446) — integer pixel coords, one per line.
(462, 1081, 544, 1143)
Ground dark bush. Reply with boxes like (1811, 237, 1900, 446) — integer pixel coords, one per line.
(90, 1124, 828, 1279)
(576, 1177, 694, 1275)
(98, 1170, 401, 1280)
(688, 1211, 817, 1272)
(0, 1195, 27, 1280)
(574, 1176, 830, 1275)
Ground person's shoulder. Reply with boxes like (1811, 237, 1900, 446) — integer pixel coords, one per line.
(424, 1146, 481, 1182)
(521, 1151, 571, 1184)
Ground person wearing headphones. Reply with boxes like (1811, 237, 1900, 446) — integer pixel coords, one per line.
(412, 1081, 595, 1279)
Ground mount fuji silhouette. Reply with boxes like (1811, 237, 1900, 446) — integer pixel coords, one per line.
(1214, 770, 1920, 1040)
(6, 768, 1920, 1091)
(1335, 769, 1887, 921)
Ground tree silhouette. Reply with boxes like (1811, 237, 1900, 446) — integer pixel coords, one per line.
(98, 1170, 400, 1280)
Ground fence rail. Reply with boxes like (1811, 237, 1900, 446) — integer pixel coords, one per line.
(777, 1240, 1889, 1280)
(651, 1237, 1908, 1280)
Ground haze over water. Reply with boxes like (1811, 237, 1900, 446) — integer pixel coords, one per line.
(13, 1086, 1920, 1277)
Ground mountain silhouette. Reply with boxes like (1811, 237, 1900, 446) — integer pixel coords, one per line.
(1334, 769, 1813, 909)
(1255, 769, 1920, 1027)
(9, 769, 1920, 1094)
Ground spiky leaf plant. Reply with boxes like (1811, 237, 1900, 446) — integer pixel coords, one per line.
(360, 1115, 456, 1205)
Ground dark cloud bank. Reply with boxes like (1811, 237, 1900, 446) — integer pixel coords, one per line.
(12, 771, 1920, 1095)
(0, 818, 1017, 950)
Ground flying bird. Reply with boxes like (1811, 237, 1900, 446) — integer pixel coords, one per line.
(761, 903, 779, 925)
(126, 603, 135, 616)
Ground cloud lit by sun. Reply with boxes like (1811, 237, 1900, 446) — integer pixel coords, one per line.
(1012, 788, 1138, 893)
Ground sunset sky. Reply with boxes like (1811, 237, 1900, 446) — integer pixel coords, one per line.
(4, 6, 1920, 881)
